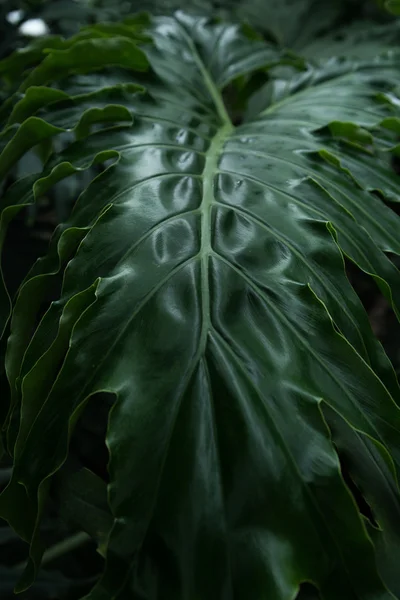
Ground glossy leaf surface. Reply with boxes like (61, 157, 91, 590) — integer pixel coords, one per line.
(1, 10, 400, 600)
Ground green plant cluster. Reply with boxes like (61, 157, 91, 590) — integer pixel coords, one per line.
(1, 1, 400, 599)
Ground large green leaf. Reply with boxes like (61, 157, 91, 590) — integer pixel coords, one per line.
(1, 10, 400, 600)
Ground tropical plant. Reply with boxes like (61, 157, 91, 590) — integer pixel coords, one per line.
(1, 1, 400, 599)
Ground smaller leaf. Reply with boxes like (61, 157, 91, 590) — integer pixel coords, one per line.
(53, 468, 112, 556)
(0, 118, 63, 180)
(0, 37, 65, 84)
(327, 121, 374, 148)
(7, 87, 69, 126)
(21, 37, 149, 91)
(323, 404, 400, 596)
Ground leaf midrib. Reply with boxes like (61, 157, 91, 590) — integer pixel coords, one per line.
(172, 15, 235, 355)
(200, 123, 233, 355)
(173, 17, 232, 125)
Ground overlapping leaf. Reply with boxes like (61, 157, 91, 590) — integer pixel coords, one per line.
(1, 9, 400, 600)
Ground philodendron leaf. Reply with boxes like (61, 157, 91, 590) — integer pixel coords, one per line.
(1, 10, 400, 600)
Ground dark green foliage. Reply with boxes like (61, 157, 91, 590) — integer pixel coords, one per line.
(1, 1, 400, 599)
